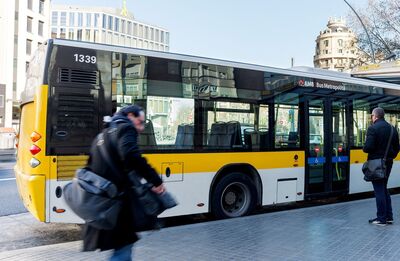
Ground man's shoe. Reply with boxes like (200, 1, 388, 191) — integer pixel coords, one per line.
(387, 219, 394, 224)
(369, 218, 378, 223)
(369, 219, 387, 226)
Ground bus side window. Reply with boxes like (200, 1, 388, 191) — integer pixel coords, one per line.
(146, 96, 194, 150)
(274, 98, 300, 149)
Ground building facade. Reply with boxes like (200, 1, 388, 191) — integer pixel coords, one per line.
(314, 18, 359, 72)
(0, 0, 50, 129)
(50, 5, 170, 52)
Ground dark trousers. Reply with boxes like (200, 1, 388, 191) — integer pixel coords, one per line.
(372, 161, 393, 222)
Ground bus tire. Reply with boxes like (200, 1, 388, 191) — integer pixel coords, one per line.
(211, 172, 257, 219)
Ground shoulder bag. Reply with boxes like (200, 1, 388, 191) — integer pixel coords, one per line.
(362, 126, 394, 182)
(63, 132, 123, 230)
(103, 126, 178, 232)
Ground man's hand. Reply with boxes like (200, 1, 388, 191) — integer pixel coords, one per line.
(152, 184, 166, 194)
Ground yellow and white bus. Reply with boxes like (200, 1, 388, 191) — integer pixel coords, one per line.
(15, 39, 400, 223)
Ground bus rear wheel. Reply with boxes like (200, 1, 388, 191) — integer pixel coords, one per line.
(211, 172, 257, 219)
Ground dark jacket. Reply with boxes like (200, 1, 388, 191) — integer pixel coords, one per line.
(83, 115, 162, 251)
(363, 118, 400, 161)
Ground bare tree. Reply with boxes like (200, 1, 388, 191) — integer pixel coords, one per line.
(347, 0, 400, 64)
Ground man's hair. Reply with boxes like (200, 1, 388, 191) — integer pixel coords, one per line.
(116, 105, 144, 117)
(372, 107, 385, 119)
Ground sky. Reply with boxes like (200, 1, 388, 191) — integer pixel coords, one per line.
(51, 0, 369, 68)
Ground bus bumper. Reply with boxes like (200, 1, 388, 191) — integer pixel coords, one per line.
(14, 167, 46, 222)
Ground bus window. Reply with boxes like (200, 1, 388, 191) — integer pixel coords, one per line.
(353, 100, 370, 148)
(146, 96, 194, 149)
(206, 101, 255, 150)
(274, 94, 300, 149)
(380, 102, 400, 140)
(112, 53, 147, 111)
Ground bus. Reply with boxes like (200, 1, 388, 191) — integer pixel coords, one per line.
(16, 39, 400, 223)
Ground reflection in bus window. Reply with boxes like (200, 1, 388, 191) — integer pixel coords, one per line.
(112, 53, 147, 111)
(146, 96, 194, 148)
(353, 100, 370, 148)
(275, 95, 299, 149)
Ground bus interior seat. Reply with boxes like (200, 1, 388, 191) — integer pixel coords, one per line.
(175, 124, 194, 148)
(259, 130, 269, 150)
(208, 122, 229, 148)
(244, 129, 259, 150)
(227, 121, 243, 147)
(208, 121, 242, 149)
(138, 119, 157, 149)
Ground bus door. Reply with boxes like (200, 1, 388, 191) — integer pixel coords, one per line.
(304, 96, 350, 197)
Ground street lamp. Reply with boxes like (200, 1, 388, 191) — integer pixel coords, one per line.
(343, 0, 376, 63)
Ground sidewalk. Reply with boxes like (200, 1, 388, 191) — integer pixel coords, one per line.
(1, 195, 400, 260)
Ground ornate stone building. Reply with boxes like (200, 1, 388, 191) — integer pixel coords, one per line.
(314, 18, 359, 72)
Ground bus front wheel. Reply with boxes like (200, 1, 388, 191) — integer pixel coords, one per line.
(211, 172, 257, 219)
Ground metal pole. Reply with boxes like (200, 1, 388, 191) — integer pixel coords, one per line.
(344, 0, 376, 63)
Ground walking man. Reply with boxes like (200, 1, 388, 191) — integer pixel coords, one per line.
(83, 105, 165, 260)
(364, 107, 399, 226)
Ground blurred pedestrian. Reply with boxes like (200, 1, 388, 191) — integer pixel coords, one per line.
(83, 105, 165, 260)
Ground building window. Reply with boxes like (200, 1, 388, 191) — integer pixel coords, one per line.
(338, 39, 343, 47)
(127, 21, 132, 35)
(115, 17, 119, 32)
(107, 32, 112, 44)
(108, 15, 113, 30)
(51, 11, 58, 26)
(78, 13, 83, 27)
(102, 30, 106, 42)
(69, 28, 74, 39)
(60, 28, 66, 38)
(38, 21, 44, 36)
(0, 95, 4, 108)
(39, 0, 45, 15)
(120, 20, 125, 34)
(339, 49, 343, 53)
(155, 29, 159, 41)
(161, 31, 164, 43)
(94, 30, 98, 42)
(133, 23, 137, 36)
(26, 62, 30, 72)
(324, 39, 329, 47)
(102, 14, 106, 29)
(27, 0, 33, 10)
(94, 13, 99, 27)
(325, 60, 329, 67)
(51, 27, 57, 38)
(77, 29, 82, 40)
(144, 26, 148, 39)
(27, 16, 33, 33)
(139, 24, 143, 38)
(26, 39, 32, 55)
(324, 50, 328, 54)
(85, 29, 90, 41)
(69, 12, 75, 27)
(60, 12, 67, 26)
(86, 13, 91, 27)
(150, 28, 154, 40)
(166, 32, 169, 45)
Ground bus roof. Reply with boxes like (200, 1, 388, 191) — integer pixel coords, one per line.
(51, 39, 400, 91)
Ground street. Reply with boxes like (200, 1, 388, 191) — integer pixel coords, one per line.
(0, 162, 27, 216)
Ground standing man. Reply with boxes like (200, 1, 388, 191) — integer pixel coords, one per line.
(83, 105, 165, 260)
(364, 107, 399, 226)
